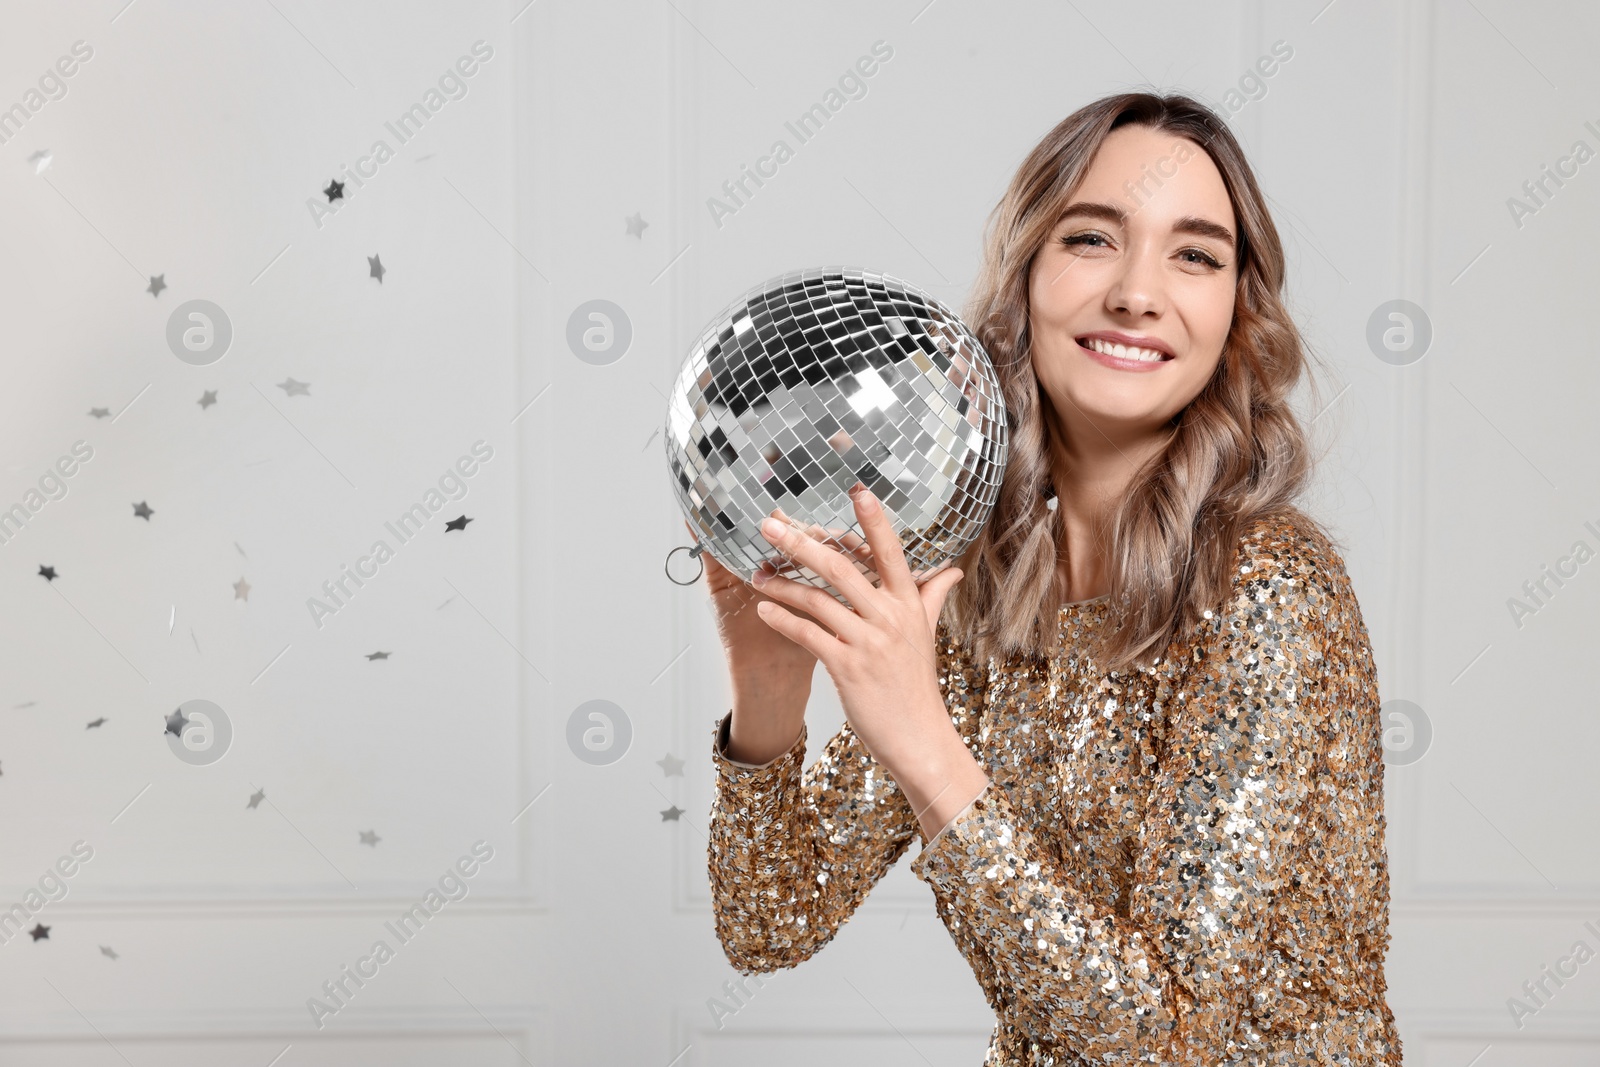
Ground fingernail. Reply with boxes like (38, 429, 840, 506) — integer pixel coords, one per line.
(856, 487, 878, 509)
(761, 517, 785, 540)
(752, 569, 769, 585)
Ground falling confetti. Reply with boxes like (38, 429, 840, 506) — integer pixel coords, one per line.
(132, 501, 154, 521)
(247, 788, 265, 809)
(164, 708, 189, 737)
(198, 390, 218, 410)
(323, 179, 344, 201)
(277, 378, 311, 397)
(444, 515, 473, 532)
(625, 212, 649, 238)
(38, 565, 57, 581)
(656, 753, 685, 777)
(86, 717, 107, 729)
(100, 945, 118, 960)
(365, 651, 390, 660)
(28, 149, 51, 174)
(88, 407, 110, 419)
(359, 830, 380, 847)
(146, 275, 166, 297)
(660, 805, 684, 822)
(168, 605, 175, 634)
(234, 578, 251, 601)
(368, 254, 385, 283)
(29, 924, 49, 941)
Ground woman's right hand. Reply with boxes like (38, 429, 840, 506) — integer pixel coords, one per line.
(694, 513, 821, 685)
(692, 510, 873, 764)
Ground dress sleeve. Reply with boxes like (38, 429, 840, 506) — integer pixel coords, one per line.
(706, 617, 990, 975)
(909, 534, 1333, 1064)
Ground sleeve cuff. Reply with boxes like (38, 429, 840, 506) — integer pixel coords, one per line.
(909, 779, 1015, 884)
(710, 709, 807, 776)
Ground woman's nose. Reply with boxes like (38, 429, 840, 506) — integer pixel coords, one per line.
(1106, 247, 1164, 317)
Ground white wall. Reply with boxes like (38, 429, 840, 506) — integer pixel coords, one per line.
(0, 0, 1596, 1063)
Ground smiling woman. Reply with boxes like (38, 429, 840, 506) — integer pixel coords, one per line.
(704, 92, 1403, 1066)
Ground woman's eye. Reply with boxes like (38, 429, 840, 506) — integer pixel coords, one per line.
(1179, 248, 1224, 269)
(1061, 232, 1109, 248)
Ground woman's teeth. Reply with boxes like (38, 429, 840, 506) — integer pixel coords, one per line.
(1083, 338, 1168, 362)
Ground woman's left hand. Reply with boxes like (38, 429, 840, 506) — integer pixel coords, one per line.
(750, 483, 967, 783)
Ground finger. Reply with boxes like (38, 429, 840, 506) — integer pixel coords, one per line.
(764, 509, 874, 591)
(753, 599, 837, 664)
(753, 568, 868, 641)
(795, 518, 875, 574)
(818, 521, 874, 570)
(918, 566, 965, 633)
(699, 544, 732, 580)
(760, 511, 885, 621)
(849, 485, 915, 599)
(774, 505, 872, 565)
(776, 508, 849, 553)
(705, 553, 741, 588)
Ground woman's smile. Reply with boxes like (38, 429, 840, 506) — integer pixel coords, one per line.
(1075, 330, 1175, 372)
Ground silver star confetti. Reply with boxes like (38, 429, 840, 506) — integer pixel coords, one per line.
(164, 708, 189, 737)
(277, 378, 311, 397)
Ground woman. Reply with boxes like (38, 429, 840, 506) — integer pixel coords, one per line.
(700, 92, 1403, 1065)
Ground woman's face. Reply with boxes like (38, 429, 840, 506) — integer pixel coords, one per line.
(1028, 124, 1238, 447)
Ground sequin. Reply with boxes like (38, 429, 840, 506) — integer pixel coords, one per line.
(707, 512, 1402, 1065)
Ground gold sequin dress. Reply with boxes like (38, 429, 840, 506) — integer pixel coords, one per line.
(706, 512, 1403, 1065)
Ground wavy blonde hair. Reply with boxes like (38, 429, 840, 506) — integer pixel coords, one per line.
(944, 91, 1335, 673)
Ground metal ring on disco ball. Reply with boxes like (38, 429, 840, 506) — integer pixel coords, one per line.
(663, 267, 1009, 606)
(665, 543, 705, 586)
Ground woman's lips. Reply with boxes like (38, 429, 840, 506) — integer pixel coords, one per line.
(1076, 338, 1173, 373)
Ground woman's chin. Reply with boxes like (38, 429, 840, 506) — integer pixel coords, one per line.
(1050, 390, 1177, 436)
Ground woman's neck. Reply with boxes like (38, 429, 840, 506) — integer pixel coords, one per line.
(1046, 419, 1171, 604)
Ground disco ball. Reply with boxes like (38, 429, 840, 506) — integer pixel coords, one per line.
(664, 267, 1008, 605)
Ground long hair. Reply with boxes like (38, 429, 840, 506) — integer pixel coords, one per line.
(944, 91, 1335, 673)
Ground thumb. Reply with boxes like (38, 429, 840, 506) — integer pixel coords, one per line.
(919, 566, 964, 631)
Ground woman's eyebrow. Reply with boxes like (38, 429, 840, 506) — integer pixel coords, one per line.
(1172, 215, 1235, 245)
(1057, 201, 1236, 247)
